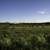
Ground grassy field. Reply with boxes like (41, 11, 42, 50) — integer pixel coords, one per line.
(0, 22, 50, 50)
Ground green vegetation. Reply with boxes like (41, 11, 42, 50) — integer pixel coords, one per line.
(0, 22, 50, 50)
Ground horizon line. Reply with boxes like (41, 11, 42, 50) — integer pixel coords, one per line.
(0, 21, 50, 23)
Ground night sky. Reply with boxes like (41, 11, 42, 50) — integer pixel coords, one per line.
(0, 0, 50, 23)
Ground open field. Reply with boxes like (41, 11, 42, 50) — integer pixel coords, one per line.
(0, 22, 50, 50)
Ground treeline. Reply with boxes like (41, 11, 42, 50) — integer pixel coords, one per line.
(0, 22, 50, 25)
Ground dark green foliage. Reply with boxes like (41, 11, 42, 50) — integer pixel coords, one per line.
(0, 23, 50, 50)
